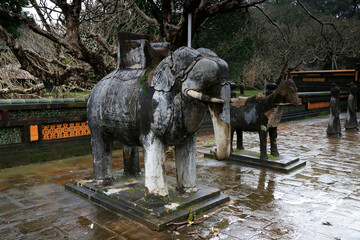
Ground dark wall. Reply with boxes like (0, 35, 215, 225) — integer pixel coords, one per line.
(0, 98, 94, 168)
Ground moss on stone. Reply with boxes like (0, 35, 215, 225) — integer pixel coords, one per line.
(100, 123, 115, 132)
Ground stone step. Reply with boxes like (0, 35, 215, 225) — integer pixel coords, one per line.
(65, 174, 229, 231)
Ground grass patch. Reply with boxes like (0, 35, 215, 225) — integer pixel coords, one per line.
(43, 91, 90, 99)
(254, 153, 276, 159)
(235, 89, 264, 97)
(319, 111, 329, 116)
(232, 148, 245, 152)
(27, 148, 40, 154)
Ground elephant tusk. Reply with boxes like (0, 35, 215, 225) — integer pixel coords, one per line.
(187, 90, 224, 103)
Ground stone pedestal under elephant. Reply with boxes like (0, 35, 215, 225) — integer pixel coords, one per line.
(87, 45, 231, 197)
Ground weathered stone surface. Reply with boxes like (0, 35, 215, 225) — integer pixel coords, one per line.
(87, 46, 231, 197)
(65, 173, 229, 231)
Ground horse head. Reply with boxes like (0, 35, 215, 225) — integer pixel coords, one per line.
(275, 77, 302, 106)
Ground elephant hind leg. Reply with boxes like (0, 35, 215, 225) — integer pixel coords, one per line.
(91, 126, 113, 184)
(175, 136, 197, 194)
(123, 145, 141, 176)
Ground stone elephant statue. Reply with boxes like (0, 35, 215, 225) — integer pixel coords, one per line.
(87, 47, 231, 197)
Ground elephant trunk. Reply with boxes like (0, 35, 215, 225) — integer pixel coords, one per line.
(208, 84, 231, 160)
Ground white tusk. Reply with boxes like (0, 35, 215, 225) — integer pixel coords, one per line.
(187, 89, 224, 103)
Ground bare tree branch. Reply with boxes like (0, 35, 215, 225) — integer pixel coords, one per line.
(0, 83, 45, 95)
(0, 6, 72, 50)
(204, 0, 267, 15)
(130, 1, 160, 29)
(29, 0, 52, 32)
(296, 0, 343, 46)
(255, 6, 291, 49)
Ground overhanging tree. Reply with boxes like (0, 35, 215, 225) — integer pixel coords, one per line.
(0, 0, 266, 96)
(132, 0, 266, 50)
(192, 11, 255, 83)
(239, 0, 360, 88)
(0, 0, 28, 38)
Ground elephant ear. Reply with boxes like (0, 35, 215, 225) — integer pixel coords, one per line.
(151, 47, 201, 91)
(151, 56, 174, 91)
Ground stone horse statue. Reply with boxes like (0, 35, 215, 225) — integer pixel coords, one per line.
(230, 78, 302, 160)
(87, 37, 231, 198)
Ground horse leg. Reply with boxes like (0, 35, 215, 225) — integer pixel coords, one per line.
(259, 126, 268, 160)
(123, 145, 141, 176)
(236, 129, 244, 150)
(269, 127, 279, 156)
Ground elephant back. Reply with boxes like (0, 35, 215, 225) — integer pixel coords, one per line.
(92, 69, 143, 124)
(150, 47, 201, 91)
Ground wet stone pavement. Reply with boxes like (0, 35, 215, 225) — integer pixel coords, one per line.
(1, 113, 360, 240)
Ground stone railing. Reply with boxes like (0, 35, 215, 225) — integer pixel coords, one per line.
(280, 91, 348, 121)
(0, 98, 91, 168)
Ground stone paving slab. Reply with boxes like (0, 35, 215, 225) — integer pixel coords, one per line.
(0, 114, 360, 239)
(0, 183, 169, 240)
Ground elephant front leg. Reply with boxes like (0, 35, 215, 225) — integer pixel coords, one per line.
(269, 127, 279, 156)
(259, 126, 268, 160)
(123, 145, 141, 176)
(91, 126, 113, 185)
(143, 136, 168, 197)
(175, 136, 197, 194)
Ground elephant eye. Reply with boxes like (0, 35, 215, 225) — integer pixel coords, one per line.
(193, 71, 203, 80)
